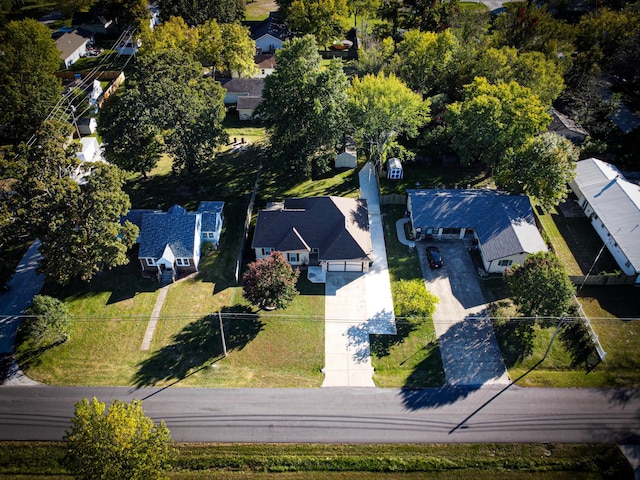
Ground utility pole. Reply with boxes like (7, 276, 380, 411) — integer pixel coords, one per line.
(218, 312, 227, 357)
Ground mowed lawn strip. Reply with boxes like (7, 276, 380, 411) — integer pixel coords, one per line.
(371, 205, 445, 388)
(0, 442, 632, 478)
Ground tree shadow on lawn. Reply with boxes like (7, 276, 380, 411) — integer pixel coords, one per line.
(131, 304, 263, 387)
(14, 327, 68, 373)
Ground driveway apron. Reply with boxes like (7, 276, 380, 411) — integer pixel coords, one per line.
(418, 241, 510, 386)
(321, 162, 396, 387)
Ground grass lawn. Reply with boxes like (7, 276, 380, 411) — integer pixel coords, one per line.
(379, 163, 492, 196)
(245, 0, 277, 20)
(0, 442, 632, 479)
(371, 205, 445, 388)
(459, 1, 490, 11)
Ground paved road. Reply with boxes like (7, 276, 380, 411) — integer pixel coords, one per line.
(0, 385, 638, 443)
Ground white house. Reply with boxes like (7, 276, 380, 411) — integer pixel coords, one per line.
(73, 137, 107, 183)
(568, 158, 640, 284)
(407, 189, 548, 274)
(55, 30, 91, 68)
(249, 12, 289, 53)
(222, 78, 264, 105)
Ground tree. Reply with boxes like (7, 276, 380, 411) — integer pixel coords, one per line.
(242, 251, 300, 310)
(104, 0, 150, 30)
(64, 397, 173, 480)
(504, 251, 576, 319)
(0, 19, 63, 144)
(220, 22, 258, 77)
(24, 295, 71, 346)
(348, 0, 381, 29)
(56, 0, 93, 17)
(156, 0, 244, 25)
(403, 0, 460, 33)
(287, 0, 349, 49)
(495, 132, 578, 209)
(13, 121, 138, 285)
(392, 279, 439, 321)
(139, 15, 199, 57)
(347, 71, 430, 169)
(444, 77, 551, 171)
(258, 35, 349, 179)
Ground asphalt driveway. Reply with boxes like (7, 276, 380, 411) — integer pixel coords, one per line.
(418, 240, 509, 386)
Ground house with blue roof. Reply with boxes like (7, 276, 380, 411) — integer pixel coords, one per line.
(407, 189, 547, 274)
(247, 12, 289, 53)
(136, 202, 224, 283)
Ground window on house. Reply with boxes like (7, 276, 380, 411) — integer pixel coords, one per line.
(287, 253, 299, 262)
(176, 258, 190, 266)
(146, 258, 156, 266)
(262, 248, 272, 255)
(311, 248, 319, 253)
(498, 259, 513, 267)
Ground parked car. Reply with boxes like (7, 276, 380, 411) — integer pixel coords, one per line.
(426, 246, 443, 268)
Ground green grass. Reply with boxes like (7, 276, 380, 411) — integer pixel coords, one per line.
(379, 163, 492, 196)
(245, 0, 277, 21)
(371, 205, 445, 388)
(0, 442, 632, 479)
(459, 1, 490, 11)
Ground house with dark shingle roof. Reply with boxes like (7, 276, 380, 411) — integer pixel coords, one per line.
(55, 29, 92, 68)
(247, 12, 289, 53)
(136, 202, 224, 282)
(222, 78, 264, 105)
(252, 196, 373, 275)
(407, 189, 547, 274)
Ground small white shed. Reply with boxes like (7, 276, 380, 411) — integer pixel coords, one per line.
(335, 136, 356, 169)
(387, 157, 403, 180)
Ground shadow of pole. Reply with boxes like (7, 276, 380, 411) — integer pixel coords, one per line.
(449, 318, 565, 434)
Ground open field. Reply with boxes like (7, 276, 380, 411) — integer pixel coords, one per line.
(0, 442, 632, 479)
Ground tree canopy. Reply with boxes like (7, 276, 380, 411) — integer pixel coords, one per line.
(156, 0, 244, 25)
(12, 121, 138, 285)
(242, 251, 300, 310)
(258, 35, 349, 179)
(64, 397, 173, 480)
(505, 251, 576, 319)
(286, 0, 349, 48)
(495, 132, 578, 209)
(0, 19, 63, 144)
(24, 295, 71, 347)
(444, 77, 551, 170)
(347, 71, 430, 168)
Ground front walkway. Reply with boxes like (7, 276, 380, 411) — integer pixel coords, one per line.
(321, 162, 396, 387)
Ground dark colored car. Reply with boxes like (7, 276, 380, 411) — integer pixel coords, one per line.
(426, 246, 443, 268)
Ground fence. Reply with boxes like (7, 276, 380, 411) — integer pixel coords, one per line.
(235, 156, 263, 283)
(574, 297, 607, 360)
(379, 194, 407, 206)
(570, 274, 636, 286)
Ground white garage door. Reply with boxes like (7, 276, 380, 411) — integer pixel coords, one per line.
(327, 262, 364, 272)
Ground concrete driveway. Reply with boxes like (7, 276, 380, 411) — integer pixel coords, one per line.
(418, 240, 509, 386)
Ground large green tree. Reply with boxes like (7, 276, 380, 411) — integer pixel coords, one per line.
(495, 132, 578, 210)
(287, 0, 349, 48)
(13, 121, 138, 285)
(258, 35, 349, 179)
(505, 251, 576, 319)
(24, 295, 71, 347)
(444, 77, 551, 171)
(104, 0, 149, 30)
(156, 0, 244, 25)
(0, 19, 63, 144)
(64, 397, 173, 480)
(347, 71, 430, 169)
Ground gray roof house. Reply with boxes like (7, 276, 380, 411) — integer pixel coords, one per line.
(222, 78, 264, 105)
(136, 202, 225, 283)
(252, 196, 373, 275)
(248, 12, 289, 53)
(569, 158, 640, 284)
(549, 108, 589, 145)
(55, 30, 92, 68)
(407, 189, 548, 274)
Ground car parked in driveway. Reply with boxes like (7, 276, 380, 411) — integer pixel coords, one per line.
(426, 246, 443, 268)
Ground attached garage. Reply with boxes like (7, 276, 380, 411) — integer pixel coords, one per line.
(327, 261, 366, 272)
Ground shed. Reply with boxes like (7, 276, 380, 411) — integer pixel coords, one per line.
(387, 157, 403, 180)
(335, 136, 356, 168)
(77, 117, 97, 135)
(237, 96, 262, 120)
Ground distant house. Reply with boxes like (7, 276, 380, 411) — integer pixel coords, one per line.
(231, 53, 276, 79)
(248, 12, 289, 53)
(386, 157, 403, 180)
(116, 32, 140, 55)
(136, 202, 225, 283)
(72, 9, 113, 35)
(568, 158, 640, 285)
(252, 196, 373, 274)
(549, 108, 589, 145)
(222, 78, 264, 105)
(335, 135, 356, 169)
(55, 30, 92, 68)
(407, 189, 548, 274)
(236, 96, 262, 120)
(77, 117, 97, 135)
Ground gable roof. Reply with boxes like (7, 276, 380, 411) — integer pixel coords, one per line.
(252, 196, 372, 262)
(408, 189, 547, 262)
(255, 53, 276, 69)
(237, 96, 262, 110)
(549, 108, 589, 137)
(197, 201, 224, 232)
(248, 12, 289, 42)
(572, 158, 640, 272)
(222, 78, 264, 96)
(139, 207, 198, 259)
(55, 30, 90, 60)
